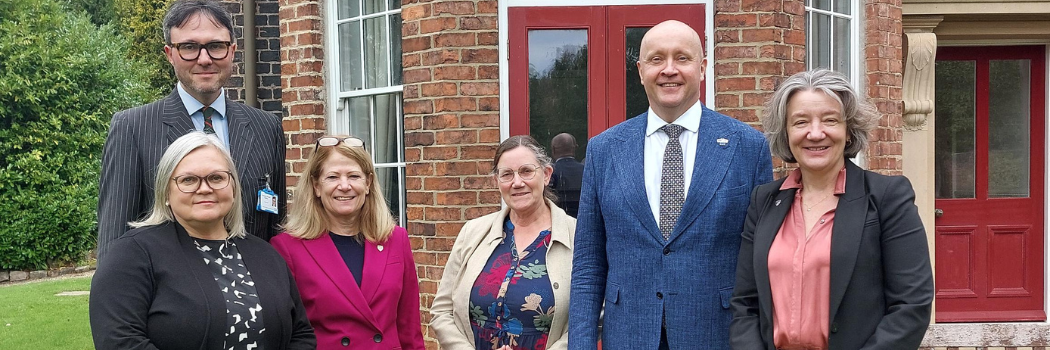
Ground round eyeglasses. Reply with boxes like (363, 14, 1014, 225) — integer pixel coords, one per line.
(170, 41, 232, 61)
(494, 164, 542, 183)
(171, 171, 233, 193)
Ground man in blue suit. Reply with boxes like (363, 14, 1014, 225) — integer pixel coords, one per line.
(568, 20, 773, 350)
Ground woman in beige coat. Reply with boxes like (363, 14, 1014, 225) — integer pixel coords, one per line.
(431, 135, 576, 350)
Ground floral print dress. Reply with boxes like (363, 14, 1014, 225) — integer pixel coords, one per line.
(469, 218, 555, 350)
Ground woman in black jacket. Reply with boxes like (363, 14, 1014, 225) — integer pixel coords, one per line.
(90, 132, 315, 349)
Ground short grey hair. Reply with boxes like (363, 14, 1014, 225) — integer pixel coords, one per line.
(162, 0, 235, 44)
(492, 135, 557, 203)
(130, 132, 246, 238)
(762, 69, 879, 163)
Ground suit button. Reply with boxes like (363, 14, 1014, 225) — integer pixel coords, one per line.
(663, 247, 671, 255)
(656, 292, 663, 299)
(341, 337, 350, 346)
(831, 323, 838, 333)
(553, 282, 559, 289)
(373, 334, 382, 343)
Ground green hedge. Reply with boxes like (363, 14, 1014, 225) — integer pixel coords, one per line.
(0, 0, 155, 270)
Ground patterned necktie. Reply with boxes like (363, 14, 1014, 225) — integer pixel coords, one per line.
(201, 106, 216, 134)
(659, 124, 685, 240)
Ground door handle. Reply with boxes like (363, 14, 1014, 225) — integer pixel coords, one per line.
(934, 208, 943, 217)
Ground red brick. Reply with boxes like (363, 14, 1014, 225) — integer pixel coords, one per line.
(461, 144, 498, 160)
(404, 148, 421, 162)
(716, 29, 740, 44)
(421, 82, 459, 97)
(478, 97, 499, 111)
(405, 131, 435, 146)
(423, 114, 460, 129)
(405, 205, 423, 220)
(424, 207, 461, 221)
(282, 119, 301, 132)
(461, 114, 499, 128)
(434, 66, 476, 80)
(741, 0, 782, 12)
(463, 49, 498, 64)
(435, 33, 476, 47)
(436, 192, 477, 206)
(461, 16, 497, 31)
(435, 161, 481, 176)
(463, 175, 494, 189)
(715, 13, 757, 27)
(435, 222, 465, 237)
(401, 4, 430, 21)
(425, 237, 457, 251)
(715, 62, 740, 75)
(479, 190, 501, 204)
(423, 177, 461, 191)
(404, 116, 423, 130)
(461, 82, 499, 96)
(401, 20, 419, 37)
(479, 129, 500, 143)
(715, 94, 741, 108)
(403, 68, 433, 84)
(716, 77, 757, 92)
(715, 46, 758, 59)
(403, 99, 434, 115)
(435, 130, 477, 144)
(407, 162, 433, 176)
(405, 177, 422, 191)
(742, 61, 782, 75)
(465, 205, 500, 220)
(402, 37, 431, 53)
(403, 52, 421, 68)
(743, 92, 772, 106)
(296, 33, 323, 46)
(477, 1, 497, 14)
(741, 28, 780, 43)
(420, 17, 457, 34)
(408, 191, 434, 206)
(423, 146, 458, 160)
(422, 49, 461, 66)
(403, 85, 420, 99)
(759, 45, 792, 60)
(478, 65, 499, 80)
(434, 97, 478, 112)
(478, 32, 499, 46)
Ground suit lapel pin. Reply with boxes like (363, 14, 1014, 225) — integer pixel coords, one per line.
(377, 245, 384, 252)
(775, 199, 782, 206)
(716, 138, 729, 147)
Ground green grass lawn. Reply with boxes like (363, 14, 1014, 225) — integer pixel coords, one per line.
(0, 276, 93, 350)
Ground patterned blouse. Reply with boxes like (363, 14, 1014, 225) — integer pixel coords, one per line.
(469, 218, 555, 350)
(194, 238, 265, 350)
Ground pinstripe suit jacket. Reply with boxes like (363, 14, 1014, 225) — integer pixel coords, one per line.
(97, 89, 286, 261)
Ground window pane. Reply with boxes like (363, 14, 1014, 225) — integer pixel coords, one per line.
(934, 60, 977, 199)
(364, 16, 390, 88)
(349, 96, 372, 147)
(528, 29, 589, 160)
(808, 0, 832, 11)
(625, 27, 650, 122)
(833, 16, 850, 74)
(336, 0, 360, 20)
(389, 0, 400, 10)
(375, 166, 403, 223)
(363, 0, 384, 15)
(339, 21, 363, 91)
(988, 60, 1031, 198)
(374, 93, 403, 164)
(389, 13, 403, 85)
(834, 0, 851, 15)
(808, 12, 832, 69)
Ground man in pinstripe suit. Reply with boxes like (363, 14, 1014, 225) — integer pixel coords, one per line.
(96, 0, 286, 261)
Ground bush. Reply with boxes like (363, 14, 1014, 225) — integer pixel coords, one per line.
(0, 0, 155, 270)
(114, 0, 174, 95)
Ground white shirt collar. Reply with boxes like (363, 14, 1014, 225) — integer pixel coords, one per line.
(177, 83, 227, 118)
(645, 100, 704, 136)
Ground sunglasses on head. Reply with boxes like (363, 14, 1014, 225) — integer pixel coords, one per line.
(315, 136, 365, 150)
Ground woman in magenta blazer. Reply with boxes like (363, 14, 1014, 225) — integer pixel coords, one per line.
(271, 135, 425, 350)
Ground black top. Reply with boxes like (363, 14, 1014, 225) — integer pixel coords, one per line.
(89, 221, 316, 350)
(194, 238, 265, 349)
(551, 157, 585, 217)
(329, 232, 365, 287)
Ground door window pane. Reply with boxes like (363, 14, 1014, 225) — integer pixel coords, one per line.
(988, 60, 1031, 198)
(935, 60, 977, 199)
(528, 29, 589, 160)
(625, 27, 650, 121)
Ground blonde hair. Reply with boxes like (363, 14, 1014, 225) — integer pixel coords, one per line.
(284, 136, 395, 243)
(130, 132, 246, 238)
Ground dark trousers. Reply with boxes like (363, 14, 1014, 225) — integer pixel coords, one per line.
(658, 326, 669, 350)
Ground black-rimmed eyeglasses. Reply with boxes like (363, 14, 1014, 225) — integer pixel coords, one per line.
(170, 41, 232, 61)
(315, 136, 365, 150)
(171, 171, 233, 193)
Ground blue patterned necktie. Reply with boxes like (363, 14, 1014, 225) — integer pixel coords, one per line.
(659, 124, 685, 240)
(201, 106, 215, 134)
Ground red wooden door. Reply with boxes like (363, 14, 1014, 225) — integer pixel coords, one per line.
(933, 45, 1046, 322)
(508, 5, 706, 156)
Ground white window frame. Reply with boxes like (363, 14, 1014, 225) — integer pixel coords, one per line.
(804, 0, 862, 86)
(324, 1, 407, 227)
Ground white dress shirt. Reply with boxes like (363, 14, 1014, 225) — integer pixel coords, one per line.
(644, 101, 704, 224)
(178, 83, 230, 148)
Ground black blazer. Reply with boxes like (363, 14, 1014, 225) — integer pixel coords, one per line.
(730, 160, 933, 350)
(89, 221, 315, 350)
(97, 90, 287, 260)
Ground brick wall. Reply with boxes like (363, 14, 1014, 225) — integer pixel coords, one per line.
(864, 0, 905, 175)
(225, 0, 284, 118)
(278, 0, 326, 192)
(713, 0, 806, 178)
(401, 0, 502, 348)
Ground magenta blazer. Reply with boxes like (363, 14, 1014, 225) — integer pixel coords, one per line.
(271, 226, 425, 350)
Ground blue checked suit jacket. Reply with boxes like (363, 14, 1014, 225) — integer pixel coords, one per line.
(569, 106, 773, 350)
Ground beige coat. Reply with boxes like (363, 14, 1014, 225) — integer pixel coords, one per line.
(430, 200, 576, 350)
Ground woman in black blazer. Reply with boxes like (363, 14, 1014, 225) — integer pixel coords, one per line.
(730, 69, 934, 350)
(90, 132, 315, 349)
